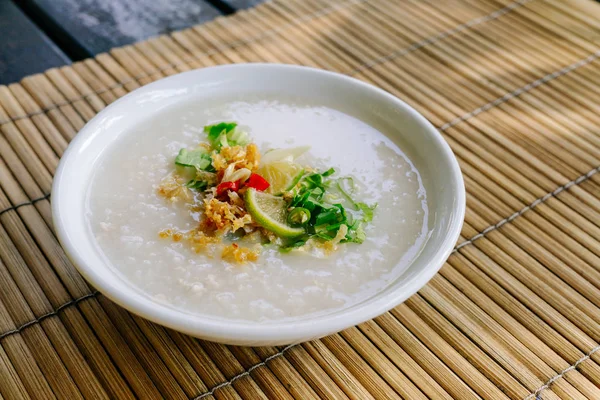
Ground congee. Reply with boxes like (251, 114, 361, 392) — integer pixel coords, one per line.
(87, 98, 429, 321)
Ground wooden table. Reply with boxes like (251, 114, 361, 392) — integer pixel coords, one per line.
(2, 0, 600, 398)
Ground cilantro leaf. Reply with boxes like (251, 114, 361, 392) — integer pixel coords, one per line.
(226, 127, 249, 147)
(204, 122, 237, 142)
(175, 148, 212, 170)
(203, 122, 250, 150)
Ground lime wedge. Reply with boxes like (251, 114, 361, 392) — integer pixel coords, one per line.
(257, 161, 303, 195)
(245, 188, 305, 238)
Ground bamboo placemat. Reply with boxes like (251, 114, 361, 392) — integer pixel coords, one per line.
(1, 0, 600, 398)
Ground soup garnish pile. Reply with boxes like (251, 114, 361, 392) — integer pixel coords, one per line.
(157, 122, 377, 264)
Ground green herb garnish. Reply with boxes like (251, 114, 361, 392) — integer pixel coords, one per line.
(170, 121, 376, 252)
(204, 122, 249, 150)
(356, 202, 376, 223)
(174, 148, 215, 191)
(175, 122, 254, 192)
(185, 179, 209, 191)
(337, 177, 377, 221)
(279, 238, 308, 253)
(284, 168, 376, 247)
(174, 148, 213, 170)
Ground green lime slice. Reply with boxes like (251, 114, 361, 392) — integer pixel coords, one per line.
(245, 188, 305, 238)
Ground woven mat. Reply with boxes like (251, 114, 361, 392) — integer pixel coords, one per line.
(1, 0, 600, 398)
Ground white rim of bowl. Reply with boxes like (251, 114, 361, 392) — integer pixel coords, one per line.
(52, 64, 465, 344)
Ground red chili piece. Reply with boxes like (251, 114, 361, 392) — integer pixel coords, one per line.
(216, 181, 239, 197)
(245, 173, 270, 191)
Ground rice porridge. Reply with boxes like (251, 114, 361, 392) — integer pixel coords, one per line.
(87, 98, 429, 321)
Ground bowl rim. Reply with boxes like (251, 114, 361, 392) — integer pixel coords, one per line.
(52, 63, 465, 344)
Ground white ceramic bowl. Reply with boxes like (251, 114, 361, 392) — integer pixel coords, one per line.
(52, 64, 465, 346)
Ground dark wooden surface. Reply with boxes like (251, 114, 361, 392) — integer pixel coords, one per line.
(16, 0, 223, 57)
(0, 0, 70, 85)
(1, 0, 268, 85)
(217, 0, 270, 10)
